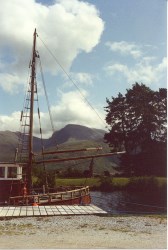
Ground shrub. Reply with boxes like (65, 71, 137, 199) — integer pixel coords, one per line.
(99, 176, 113, 191)
(127, 176, 166, 194)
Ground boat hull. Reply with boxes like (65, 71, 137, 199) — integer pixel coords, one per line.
(35, 194, 91, 206)
(9, 186, 91, 206)
(0, 180, 22, 204)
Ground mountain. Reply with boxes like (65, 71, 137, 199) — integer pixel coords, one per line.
(45, 124, 106, 147)
(0, 124, 105, 160)
(0, 124, 120, 174)
(0, 131, 19, 161)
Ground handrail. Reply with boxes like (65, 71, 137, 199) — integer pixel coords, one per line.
(9, 186, 90, 200)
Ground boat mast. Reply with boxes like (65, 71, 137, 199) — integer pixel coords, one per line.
(27, 29, 37, 194)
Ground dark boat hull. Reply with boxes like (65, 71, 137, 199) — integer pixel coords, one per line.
(36, 194, 91, 206)
(9, 186, 91, 206)
(0, 180, 22, 203)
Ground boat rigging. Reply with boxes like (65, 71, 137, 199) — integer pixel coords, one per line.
(0, 29, 125, 206)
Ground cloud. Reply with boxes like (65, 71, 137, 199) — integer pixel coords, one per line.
(0, 0, 104, 93)
(106, 41, 142, 59)
(40, 90, 106, 138)
(105, 40, 166, 86)
(62, 72, 94, 89)
(105, 57, 167, 85)
(0, 112, 20, 132)
(70, 72, 94, 85)
(0, 90, 106, 138)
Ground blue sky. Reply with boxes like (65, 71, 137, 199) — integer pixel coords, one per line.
(0, 0, 167, 137)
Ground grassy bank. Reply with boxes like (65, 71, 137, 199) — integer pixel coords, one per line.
(55, 176, 166, 193)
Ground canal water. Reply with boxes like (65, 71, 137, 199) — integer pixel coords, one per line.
(90, 191, 167, 215)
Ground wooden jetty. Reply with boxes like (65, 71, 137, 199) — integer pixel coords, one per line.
(0, 204, 107, 219)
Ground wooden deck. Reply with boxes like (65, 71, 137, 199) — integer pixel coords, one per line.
(0, 204, 107, 218)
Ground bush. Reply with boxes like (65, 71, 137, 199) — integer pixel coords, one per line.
(99, 176, 113, 191)
(127, 176, 166, 194)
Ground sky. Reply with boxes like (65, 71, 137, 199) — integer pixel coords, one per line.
(0, 0, 167, 138)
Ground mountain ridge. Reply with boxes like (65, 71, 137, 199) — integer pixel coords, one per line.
(0, 124, 120, 174)
(45, 124, 106, 147)
(0, 124, 106, 161)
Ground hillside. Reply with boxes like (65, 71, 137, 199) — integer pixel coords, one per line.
(44, 124, 106, 147)
(0, 131, 19, 162)
(0, 124, 120, 174)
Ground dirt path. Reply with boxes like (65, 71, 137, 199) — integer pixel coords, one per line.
(0, 215, 167, 249)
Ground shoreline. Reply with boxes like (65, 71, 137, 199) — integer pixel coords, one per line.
(0, 214, 167, 249)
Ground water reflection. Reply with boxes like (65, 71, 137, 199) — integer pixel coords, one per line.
(91, 191, 167, 214)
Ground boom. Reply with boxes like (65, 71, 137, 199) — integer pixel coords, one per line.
(35, 151, 126, 164)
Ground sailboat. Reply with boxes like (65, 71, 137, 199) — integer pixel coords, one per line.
(0, 29, 125, 206)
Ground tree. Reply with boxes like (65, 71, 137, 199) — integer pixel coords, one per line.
(104, 83, 167, 176)
(104, 93, 130, 152)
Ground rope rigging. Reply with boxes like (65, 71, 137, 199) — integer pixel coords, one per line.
(34, 75, 49, 192)
(16, 30, 122, 191)
(37, 33, 107, 128)
(35, 32, 110, 183)
(38, 54, 55, 134)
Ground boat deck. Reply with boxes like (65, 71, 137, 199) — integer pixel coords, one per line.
(0, 204, 107, 218)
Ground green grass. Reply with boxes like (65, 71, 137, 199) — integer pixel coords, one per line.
(54, 176, 166, 192)
(55, 178, 100, 187)
(112, 177, 130, 188)
(156, 177, 167, 186)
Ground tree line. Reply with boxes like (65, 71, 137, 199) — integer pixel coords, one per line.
(104, 83, 167, 177)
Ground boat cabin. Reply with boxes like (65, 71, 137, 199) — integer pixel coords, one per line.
(0, 163, 23, 204)
(0, 163, 22, 180)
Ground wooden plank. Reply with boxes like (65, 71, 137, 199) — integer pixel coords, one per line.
(39, 206, 47, 216)
(44, 206, 52, 209)
(32, 207, 39, 216)
(6, 208, 15, 217)
(0, 208, 9, 217)
(68, 208, 80, 211)
(0, 204, 107, 218)
(40, 209, 47, 216)
(73, 211, 81, 214)
(52, 211, 61, 215)
(91, 207, 105, 211)
(20, 207, 27, 216)
(45, 208, 54, 215)
(50, 207, 59, 210)
(97, 210, 107, 214)
(33, 210, 41, 216)
(32, 206, 39, 210)
(65, 208, 76, 214)
(53, 205, 63, 209)
(74, 207, 85, 210)
(27, 208, 34, 216)
(38, 206, 46, 209)
(13, 208, 21, 217)
(67, 206, 73, 209)
(46, 211, 54, 215)
(60, 211, 68, 215)
(26, 207, 34, 211)
(57, 209, 65, 212)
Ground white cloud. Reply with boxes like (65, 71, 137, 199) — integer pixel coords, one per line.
(0, 90, 106, 138)
(105, 57, 167, 85)
(70, 72, 94, 85)
(0, 0, 104, 93)
(0, 73, 23, 94)
(40, 90, 106, 137)
(106, 41, 142, 59)
(0, 112, 20, 132)
(105, 40, 167, 86)
(62, 72, 94, 89)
